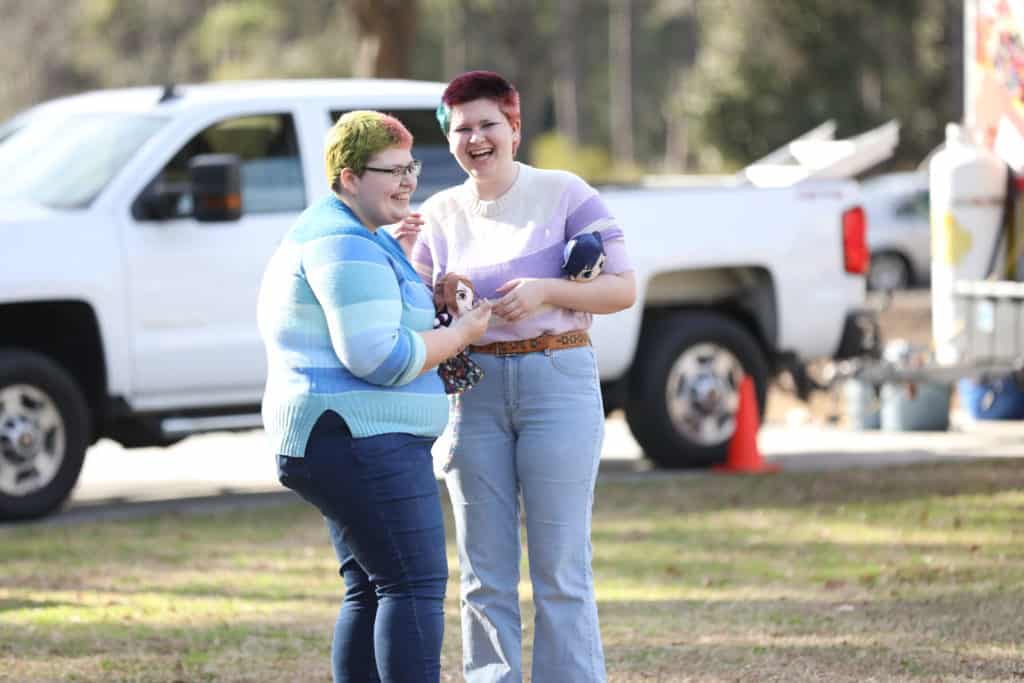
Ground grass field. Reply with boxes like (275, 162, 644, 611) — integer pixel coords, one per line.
(2, 459, 1023, 682)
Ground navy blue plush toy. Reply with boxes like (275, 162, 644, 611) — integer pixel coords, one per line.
(562, 231, 606, 281)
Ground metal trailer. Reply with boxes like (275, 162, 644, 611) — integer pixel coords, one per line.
(832, 281, 1024, 392)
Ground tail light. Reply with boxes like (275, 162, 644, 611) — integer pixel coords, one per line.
(842, 206, 869, 274)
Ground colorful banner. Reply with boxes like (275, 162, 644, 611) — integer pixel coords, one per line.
(970, 0, 1024, 168)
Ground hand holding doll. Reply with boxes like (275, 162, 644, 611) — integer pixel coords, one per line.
(434, 273, 488, 394)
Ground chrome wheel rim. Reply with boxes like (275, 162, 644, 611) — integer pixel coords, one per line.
(665, 343, 743, 446)
(0, 384, 66, 497)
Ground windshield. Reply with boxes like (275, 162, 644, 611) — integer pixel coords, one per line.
(0, 112, 168, 208)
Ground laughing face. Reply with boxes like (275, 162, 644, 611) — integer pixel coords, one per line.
(350, 146, 417, 228)
(447, 98, 520, 186)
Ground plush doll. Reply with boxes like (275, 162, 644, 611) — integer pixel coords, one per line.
(433, 273, 485, 394)
(562, 231, 606, 281)
(507, 231, 607, 321)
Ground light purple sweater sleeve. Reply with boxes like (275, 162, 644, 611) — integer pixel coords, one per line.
(561, 174, 631, 275)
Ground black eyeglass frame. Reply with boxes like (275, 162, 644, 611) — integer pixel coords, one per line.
(363, 160, 422, 178)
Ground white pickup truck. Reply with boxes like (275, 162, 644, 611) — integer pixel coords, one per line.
(0, 79, 879, 520)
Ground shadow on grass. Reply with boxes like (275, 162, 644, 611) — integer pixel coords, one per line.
(3, 458, 1019, 531)
(0, 580, 348, 605)
(594, 459, 1024, 516)
(589, 541, 1024, 580)
(39, 490, 300, 527)
(0, 597, 68, 612)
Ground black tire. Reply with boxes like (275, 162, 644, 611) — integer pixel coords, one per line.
(625, 312, 769, 468)
(0, 350, 90, 521)
(867, 252, 912, 291)
(600, 381, 625, 418)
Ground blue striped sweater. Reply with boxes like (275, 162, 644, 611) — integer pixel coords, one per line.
(257, 195, 448, 457)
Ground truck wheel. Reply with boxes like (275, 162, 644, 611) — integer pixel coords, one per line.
(867, 252, 912, 290)
(0, 351, 90, 521)
(625, 312, 768, 468)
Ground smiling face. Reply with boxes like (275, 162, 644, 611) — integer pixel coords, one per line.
(447, 98, 520, 191)
(342, 145, 417, 229)
(434, 273, 476, 318)
(453, 280, 474, 316)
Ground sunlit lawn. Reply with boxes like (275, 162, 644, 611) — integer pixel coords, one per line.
(2, 460, 1023, 682)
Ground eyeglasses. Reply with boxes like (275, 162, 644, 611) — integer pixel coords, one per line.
(363, 160, 422, 179)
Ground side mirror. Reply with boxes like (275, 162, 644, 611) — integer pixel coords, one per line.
(189, 153, 242, 222)
(133, 181, 184, 221)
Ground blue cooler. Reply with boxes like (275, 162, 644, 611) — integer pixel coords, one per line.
(957, 376, 1024, 420)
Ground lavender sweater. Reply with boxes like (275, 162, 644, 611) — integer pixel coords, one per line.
(412, 163, 632, 344)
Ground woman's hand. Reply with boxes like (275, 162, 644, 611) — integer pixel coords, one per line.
(451, 300, 493, 346)
(493, 278, 549, 322)
(393, 212, 424, 259)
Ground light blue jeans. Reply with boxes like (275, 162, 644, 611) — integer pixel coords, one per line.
(443, 345, 606, 683)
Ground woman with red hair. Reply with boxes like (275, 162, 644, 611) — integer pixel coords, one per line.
(412, 71, 636, 682)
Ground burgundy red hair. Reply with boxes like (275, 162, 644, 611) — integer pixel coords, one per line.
(436, 71, 521, 134)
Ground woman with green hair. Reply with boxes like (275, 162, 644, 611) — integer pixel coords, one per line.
(257, 110, 492, 682)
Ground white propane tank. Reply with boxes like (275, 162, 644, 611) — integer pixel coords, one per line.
(929, 123, 1008, 365)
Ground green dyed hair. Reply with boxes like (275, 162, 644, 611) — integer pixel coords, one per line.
(325, 110, 414, 191)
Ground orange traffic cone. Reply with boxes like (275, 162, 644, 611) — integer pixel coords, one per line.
(713, 375, 779, 474)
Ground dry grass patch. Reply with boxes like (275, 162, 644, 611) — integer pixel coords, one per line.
(1, 459, 1022, 681)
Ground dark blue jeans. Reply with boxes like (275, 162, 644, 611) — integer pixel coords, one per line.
(278, 411, 447, 683)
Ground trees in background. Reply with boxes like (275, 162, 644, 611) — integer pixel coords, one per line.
(0, 0, 962, 175)
(554, 0, 581, 146)
(609, 0, 635, 167)
(0, 0, 91, 114)
(350, 0, 419, 77)
(685, 0, 962, 171)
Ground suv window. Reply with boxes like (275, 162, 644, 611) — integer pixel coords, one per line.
(145, 113, 306, 219)
(331, 109, 466, 201)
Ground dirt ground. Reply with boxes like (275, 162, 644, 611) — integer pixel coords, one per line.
(764, 289, 933, 425)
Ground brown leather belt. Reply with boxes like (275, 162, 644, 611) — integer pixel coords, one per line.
(470, 330, 591, 356)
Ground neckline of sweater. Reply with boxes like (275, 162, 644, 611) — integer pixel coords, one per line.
(464, 162, 526, 217)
